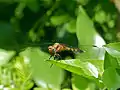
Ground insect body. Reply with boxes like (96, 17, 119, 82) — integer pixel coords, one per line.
(48, 43, 84, 60)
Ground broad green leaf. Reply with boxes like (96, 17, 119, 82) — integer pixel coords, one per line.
(76, 6, 105, 47)
(72, 74, 89, 90)
(88, 60, 104, 76)
(104, 42, 120, 51)
(104, 51, 120, 69)
(76, 46, 105, 60)
(102, 67, 120, 89)
(104, 42, 120, 58)
(76, 6, 97, 45)
(20, 47, 63, 89)
(47, 59, 104, 79)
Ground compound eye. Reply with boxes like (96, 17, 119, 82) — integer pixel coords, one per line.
(48, 46, 52, 50)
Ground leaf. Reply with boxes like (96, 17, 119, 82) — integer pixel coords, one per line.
(94, 10, 106, 24)
(47, 59, 104, 79)
(76, 6, 97, 45)
(50, 14, 71, 26)
(104, 42, 120, 58)
(65, 19, 76, 33)
(72, 74, 89, 90)
(104, 42, 120, 51)
(102, 67, 120, 89)
(104, 51, 120, 69)
(20, 47, 63, 89)
(76, 46, 105, 60)
(0, 49, 15, 66)
(103, 42, 120, 89)
(76, 6, 105, 47)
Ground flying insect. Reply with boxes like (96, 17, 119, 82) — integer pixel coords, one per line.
(48, 43, 85, 60)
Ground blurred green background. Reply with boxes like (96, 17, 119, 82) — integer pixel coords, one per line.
(0, 0, 120, 90)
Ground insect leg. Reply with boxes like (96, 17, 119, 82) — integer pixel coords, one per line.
(50, 64, 53, 68)
(50, 54, 59, 68)
(49, 55, 53, 60)
(54, 53, 62, 60)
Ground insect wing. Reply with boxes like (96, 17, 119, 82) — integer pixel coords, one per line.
(76, 45, 105, 60)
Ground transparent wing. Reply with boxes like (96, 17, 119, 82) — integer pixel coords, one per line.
(76, 45, 105, 60)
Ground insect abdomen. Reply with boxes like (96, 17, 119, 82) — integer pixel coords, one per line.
(66, 47, 84, 53)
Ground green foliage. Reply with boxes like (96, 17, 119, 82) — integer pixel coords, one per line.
(0, 0, 119, 90)
(76, 6, 97, 45)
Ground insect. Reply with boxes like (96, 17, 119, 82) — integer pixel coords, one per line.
(48, 43, 85, 60)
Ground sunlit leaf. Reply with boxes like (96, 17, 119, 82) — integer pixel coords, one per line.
(72, 74, 89, 90)
(76, 46, 105, 60)
(104, 42, 120, 58)
(0, 49, 15, 66)
(76, 6, 98, 45)
(47, 59, 104, 78)
(20, 47, 63, 89)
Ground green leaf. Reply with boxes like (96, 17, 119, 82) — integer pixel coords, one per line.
(104, 42, 120, 58)
(20, 47, 63, 89)
(94, 10, 106, 24)
(50, 14, 71, 26)
(65, 19, 76, 33)
(88, 60, 104, 76)
(102, 67, 120, 89)
(72, 74, 89, 90)
(0, 49, 15, 66)
(104, 51, 120, 69)
(104, 42, 120, 51)
(76, 46, 105, 60)
(76, 6, 98, 45)
(47, 59, 104, 79)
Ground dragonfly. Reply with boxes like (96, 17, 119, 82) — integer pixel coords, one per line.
(47, 43, 103, 60)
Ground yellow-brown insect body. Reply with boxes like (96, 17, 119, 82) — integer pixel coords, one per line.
(48, 43, 84, 59)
